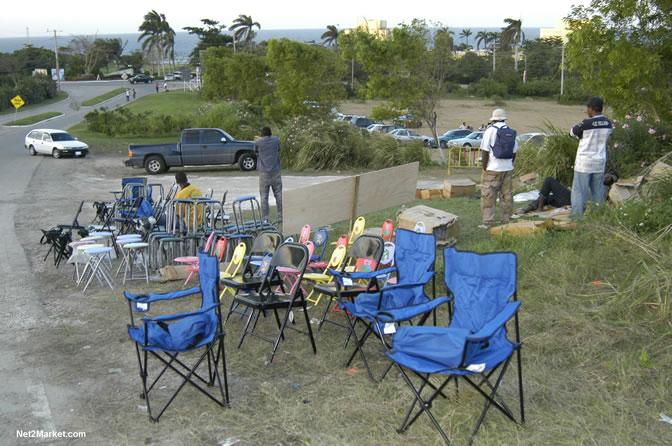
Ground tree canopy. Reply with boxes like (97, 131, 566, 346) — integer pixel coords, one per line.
(566, 0, 672, 120)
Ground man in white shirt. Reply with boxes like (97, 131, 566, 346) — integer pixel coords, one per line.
(479, 108, 519, 228)
(569, 96, 613, 216)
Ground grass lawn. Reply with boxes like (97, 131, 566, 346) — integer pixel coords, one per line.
(81, 87, 127, 106)
(4, 111, 62, 126)
(124, 90, 203, 117)
(0, 91, 68, 116)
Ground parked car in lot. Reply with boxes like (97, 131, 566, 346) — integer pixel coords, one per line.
(366, 124, 401, 134)
(393, 113, 423, 128)
(164, 73, 175, 81)
(447, 131, 485, 147)
(350, 116, 378, 128)
(432, 129, 473, 148)
(389, 128, 432, 146)
(129, 73, 153, 84)
(125, 128, 256, 174)
(25, 129, 89, 158)
(517, 132, 547, 146)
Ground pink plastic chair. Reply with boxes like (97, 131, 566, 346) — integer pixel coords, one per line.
(299, 224, 311, 244)
(277, 241, 314, 295)
(175, 231, 217, 286)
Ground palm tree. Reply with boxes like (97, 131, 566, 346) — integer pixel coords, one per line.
(459, 28, 473, 49)
(138, 10, 164, 75)
(501, 18, 525, 71)
(161, 22, 176, 72)
(229, 14, 261, 52)
(475, 30, 490, 50)
(321, 25, 340, 47)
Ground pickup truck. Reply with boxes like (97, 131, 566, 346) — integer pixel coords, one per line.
(124, 128, 258, 174)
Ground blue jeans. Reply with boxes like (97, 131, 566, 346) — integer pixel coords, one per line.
(571, 171, 604, 216)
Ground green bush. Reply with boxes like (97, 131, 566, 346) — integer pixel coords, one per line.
(515, 80, 557, 97)
(84, 107, 193, 137)
(513, 122, 578, 186)
(556, 78, 590, 105)
(472, 77, 508, 99)
(14, 74, 57, 106)
(608, 115, 672, 178)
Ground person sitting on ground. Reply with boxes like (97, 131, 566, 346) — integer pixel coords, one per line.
(174, 171, 203, 228)
(518, 172, 619, 214)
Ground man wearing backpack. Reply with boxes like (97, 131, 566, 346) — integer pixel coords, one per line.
(479, 108, 519, 228)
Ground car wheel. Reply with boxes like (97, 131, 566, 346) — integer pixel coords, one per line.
(463, 143, 472, 147)
(144, 155, 166, 174)
(238, 153, 256, 171)
(440, 141, 447, 149)
(52, 149, 61, 159)
(29, 145, 36, 156)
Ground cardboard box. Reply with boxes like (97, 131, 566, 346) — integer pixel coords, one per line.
(490, 219, 553, 238)
(609, 176, 643, 206)
(397, 205, 460, 245)
(519, 172, 538, 183)
(443, 178, 476, 198)
(417, 189, 444, 200)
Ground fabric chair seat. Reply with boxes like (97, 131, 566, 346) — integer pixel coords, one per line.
(128, 312, 218, 352)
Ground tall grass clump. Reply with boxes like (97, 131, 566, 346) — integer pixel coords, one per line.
(513, 121, 578, 185)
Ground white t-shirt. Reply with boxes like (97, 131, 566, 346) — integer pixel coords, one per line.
(481, 122, 519, 172)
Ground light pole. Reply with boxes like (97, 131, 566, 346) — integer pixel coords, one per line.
(47, 29, 62, 91)
(560, 44, 565, 96)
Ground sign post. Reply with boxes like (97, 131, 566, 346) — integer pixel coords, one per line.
(11, 95, 24, 122)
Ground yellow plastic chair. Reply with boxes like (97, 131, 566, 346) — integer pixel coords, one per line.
(303, 244, 347, 305)
(219, 242, 247, 300)
(350, 216, 366, 242)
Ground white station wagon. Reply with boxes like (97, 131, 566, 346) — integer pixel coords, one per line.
(24, 129, 89, 158)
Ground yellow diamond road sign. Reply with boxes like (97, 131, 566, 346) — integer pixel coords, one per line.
(11, 95, 24, 109)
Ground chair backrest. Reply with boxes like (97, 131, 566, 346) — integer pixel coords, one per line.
(394, 229, 436, 283)
(213, 238, 227, 261)
(336, 234, 349, 248)
(197, 249, 221, 307)
(325, 244, 347, 272)
(350, 216, 366, 240)
(250, 230, 283, 257)
(380, 242, 395, 267)
(381, 219, 394, 241)
(311, 228, 329, 261)
(223, 243, 247, 277)
(343, 234, 385, 272)
(260, 243, 309, 297)
(413, 221, 426, 233)
(443, 247, 517, 361)
(303, 241, 315, 260)
(204, 231, 217, 253)
(299, 224, 311, 244)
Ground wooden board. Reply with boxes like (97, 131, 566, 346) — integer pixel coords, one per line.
(355, 162, 419, 215)
(283, 176, 355, 235)
(282, 162, 419, 235)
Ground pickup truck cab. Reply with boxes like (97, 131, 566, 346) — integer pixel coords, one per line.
(125, 128, 257, 174)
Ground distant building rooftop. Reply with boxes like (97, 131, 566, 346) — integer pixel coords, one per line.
(540, 20, 570, 44)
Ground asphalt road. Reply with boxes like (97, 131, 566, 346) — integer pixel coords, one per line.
(0, 80, 147, 442)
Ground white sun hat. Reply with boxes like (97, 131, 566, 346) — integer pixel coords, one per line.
(490, 108, 507, 121)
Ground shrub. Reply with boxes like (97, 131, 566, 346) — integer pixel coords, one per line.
(513, 122, 578, 186)
(472, 77, 508, 99)
(608, 115, 672, 178)
(515, 80, 557, 97)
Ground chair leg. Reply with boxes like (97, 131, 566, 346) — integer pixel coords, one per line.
(299, 302, 317, 354)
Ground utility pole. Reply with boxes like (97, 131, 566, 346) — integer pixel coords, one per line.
(560, 44, 565, 96)
(492, 43, 496, 72)
(26, 27, 30, 46)
(47, 29, 62, 91)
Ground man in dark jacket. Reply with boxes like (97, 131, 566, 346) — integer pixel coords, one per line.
(254, 127, 283, 223)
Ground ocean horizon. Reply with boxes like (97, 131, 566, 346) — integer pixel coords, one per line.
(0, 27, 541, 64)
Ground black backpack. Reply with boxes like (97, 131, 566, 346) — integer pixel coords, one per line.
(492, 125, 517, 159)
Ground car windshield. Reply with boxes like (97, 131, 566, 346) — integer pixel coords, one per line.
(50, 132, 76, 141)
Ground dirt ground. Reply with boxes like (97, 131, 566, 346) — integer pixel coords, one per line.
(7, 154, 469, 445)
(340, 97, 584, 135)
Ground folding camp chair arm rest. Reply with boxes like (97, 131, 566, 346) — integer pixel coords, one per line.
(328, 268, 383, 281)
(467, 300, 521, 342)
(143, 302, 222, 323)
(374, 266, 398, 277)
(374, 272, 436, 293)
(124, 286, 201, 303)
(367, 296, 452, 324)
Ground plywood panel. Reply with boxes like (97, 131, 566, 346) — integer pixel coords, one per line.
(283, 176, 355, 235)
(355, 162, 419, 215)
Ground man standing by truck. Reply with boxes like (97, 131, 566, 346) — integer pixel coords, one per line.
(254, 127, 283, 224)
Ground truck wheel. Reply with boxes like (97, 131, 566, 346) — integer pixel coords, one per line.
(238, 153, 256, 171)
(29, 145, 36, 156)
(144, 155, 166, 174)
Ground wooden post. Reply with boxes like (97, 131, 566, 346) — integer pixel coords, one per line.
(349, 175, 360, 231)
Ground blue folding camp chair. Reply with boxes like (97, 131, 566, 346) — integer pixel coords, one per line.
(370, 247, 524, 445)
(124, 250, 229, 422)
(335, 229, 451, 382)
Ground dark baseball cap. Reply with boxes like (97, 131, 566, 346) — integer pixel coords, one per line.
(586, 96, 604, 112)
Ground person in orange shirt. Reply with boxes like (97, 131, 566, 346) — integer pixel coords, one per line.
(175, 172, 203, 229)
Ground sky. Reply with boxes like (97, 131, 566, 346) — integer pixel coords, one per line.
(0, 0, 590, 38)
